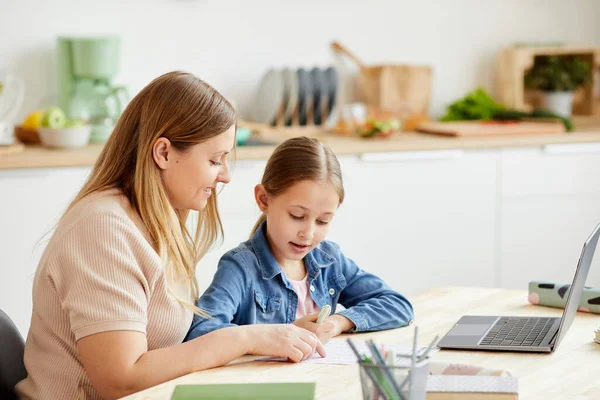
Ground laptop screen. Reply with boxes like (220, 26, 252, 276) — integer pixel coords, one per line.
(553, 222, 600, 349)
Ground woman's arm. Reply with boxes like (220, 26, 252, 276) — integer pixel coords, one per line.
(78, 323, 325, 400)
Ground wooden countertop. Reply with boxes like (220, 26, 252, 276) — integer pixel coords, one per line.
(3, 127, 600, 170)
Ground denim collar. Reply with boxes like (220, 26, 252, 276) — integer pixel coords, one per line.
(250, 222, 335, 281)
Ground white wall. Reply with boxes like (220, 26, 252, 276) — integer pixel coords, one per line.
(2, 0, 600, 122)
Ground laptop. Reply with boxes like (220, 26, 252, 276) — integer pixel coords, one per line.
(437, 222, 600, 353)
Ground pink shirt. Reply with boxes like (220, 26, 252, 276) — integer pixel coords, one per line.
(289, 275, 321, 319)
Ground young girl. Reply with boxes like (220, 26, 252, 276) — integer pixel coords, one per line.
(185, 136, 414, 345)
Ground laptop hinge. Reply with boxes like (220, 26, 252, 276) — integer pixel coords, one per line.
(549, 330, 558, 346)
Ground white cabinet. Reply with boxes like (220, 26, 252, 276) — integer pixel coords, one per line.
(327, 150, 498, 297)
(500, 144, 600, 289)
(0, 167, 91, 335)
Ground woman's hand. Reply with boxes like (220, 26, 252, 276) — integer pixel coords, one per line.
(293, 313, 356, 344)
(292, 312, 338, 344)
(76, 325, 327, 399)
(242, 324, 326, 362)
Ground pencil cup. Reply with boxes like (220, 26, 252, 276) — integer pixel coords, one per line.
(359, 358, 429, 400)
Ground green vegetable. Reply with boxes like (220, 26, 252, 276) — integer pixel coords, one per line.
(492, 110, 531, 121)
(530, 109, 573, 131)
(491, 108, 574, 132)
(440, 88, 504, 121)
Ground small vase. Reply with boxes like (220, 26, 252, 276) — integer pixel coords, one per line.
(543, 91, 573, 118)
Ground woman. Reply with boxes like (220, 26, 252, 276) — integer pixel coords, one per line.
(16, 71, 325, 400)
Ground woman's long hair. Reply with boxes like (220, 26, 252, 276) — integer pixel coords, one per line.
(64, 71, 236, 316)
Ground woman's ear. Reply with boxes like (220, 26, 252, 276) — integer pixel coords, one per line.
(254, 184, 269, 213)
(153, 137, 171, 170)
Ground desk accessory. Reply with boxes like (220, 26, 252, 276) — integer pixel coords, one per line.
(170, 382, 315, 400)
(528, 280, 600, 313)
(348, 326, 430, 400)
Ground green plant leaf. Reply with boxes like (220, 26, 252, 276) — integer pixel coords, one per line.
(524, 55, 591, 92)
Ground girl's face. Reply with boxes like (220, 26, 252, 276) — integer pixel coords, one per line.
(156, 125, 235, 211)
(256, 179, 340, 267)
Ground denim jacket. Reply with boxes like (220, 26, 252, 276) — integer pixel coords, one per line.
(184, 222, 414, 341)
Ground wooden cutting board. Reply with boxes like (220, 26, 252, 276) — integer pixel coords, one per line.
(417, 120, 566, 137)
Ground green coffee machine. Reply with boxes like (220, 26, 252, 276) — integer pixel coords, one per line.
(57, 36, 128, 143)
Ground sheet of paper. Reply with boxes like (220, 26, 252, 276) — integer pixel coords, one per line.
(256, 340, 439, 366)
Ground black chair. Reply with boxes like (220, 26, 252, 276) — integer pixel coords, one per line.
(0, 309, 27, 399)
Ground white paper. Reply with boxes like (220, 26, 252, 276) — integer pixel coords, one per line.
(256, 340, 439, 366)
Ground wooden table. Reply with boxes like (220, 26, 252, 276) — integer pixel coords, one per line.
(122, 287, 600, 400)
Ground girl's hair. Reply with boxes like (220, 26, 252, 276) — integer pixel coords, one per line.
(250, 136, 344, 237)
(63, 71, 236, 317)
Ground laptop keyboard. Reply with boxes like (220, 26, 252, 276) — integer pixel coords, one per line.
(479, 317, 554, 347)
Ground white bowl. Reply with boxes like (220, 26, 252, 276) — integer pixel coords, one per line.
(38, 125, 92, 148)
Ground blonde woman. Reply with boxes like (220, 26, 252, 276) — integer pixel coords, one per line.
(16, 72, 325, 400)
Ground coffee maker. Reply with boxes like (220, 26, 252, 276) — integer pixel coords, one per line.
(57, 36, 128, 143)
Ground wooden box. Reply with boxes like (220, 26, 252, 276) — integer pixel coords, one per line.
(495, 46, 600, 116)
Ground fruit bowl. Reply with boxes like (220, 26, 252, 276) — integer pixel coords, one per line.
(38, 125, 92, 148)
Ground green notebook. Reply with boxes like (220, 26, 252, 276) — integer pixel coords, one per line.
(170, 382, 316, 400)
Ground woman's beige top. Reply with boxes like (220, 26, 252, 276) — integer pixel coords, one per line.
(16, 189, 193, 399)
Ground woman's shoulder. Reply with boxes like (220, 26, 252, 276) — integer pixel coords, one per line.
(67, 188, 132, 219)
(51, 188, 144, 247)
(38, 189, 159, 284)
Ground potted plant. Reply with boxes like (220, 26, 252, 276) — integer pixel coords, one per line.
(524, 55, 591, 117)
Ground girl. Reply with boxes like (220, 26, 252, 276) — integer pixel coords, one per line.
(185, 136, 414, 345)
(16, 72, 324, 400)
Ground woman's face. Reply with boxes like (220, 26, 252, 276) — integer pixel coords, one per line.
(157, 125, 235, 211)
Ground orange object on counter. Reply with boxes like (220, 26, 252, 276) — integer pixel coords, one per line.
(402, 112, 431, 132)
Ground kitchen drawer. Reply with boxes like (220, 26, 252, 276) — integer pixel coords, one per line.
(501, 143, 600, 197)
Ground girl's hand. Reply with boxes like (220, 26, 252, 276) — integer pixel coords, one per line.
(243, 324, 326, 362)
(292, 312, 339, 344)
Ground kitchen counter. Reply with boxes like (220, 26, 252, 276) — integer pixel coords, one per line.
(3, 127, 600, 170)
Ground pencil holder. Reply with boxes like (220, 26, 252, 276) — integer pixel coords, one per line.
(359, 358, 429, 400)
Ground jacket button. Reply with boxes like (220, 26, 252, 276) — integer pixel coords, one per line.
(310, 285, 315, 292)
(329, 288, 335, 295)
